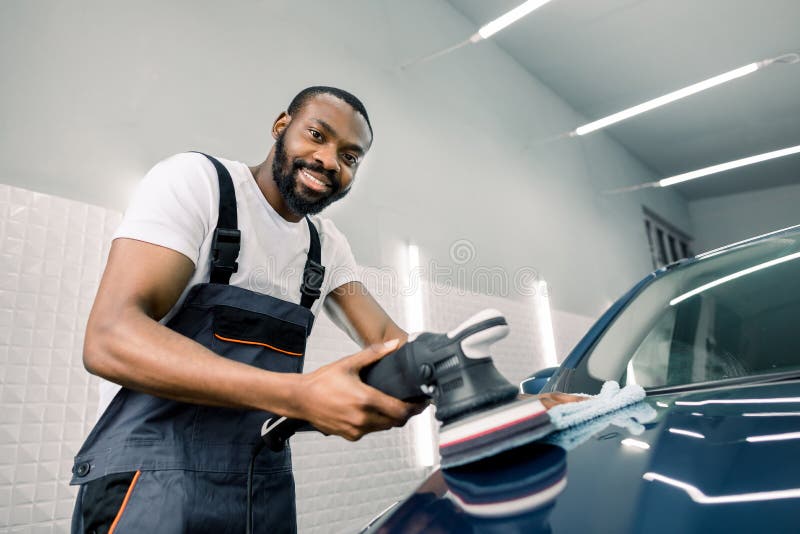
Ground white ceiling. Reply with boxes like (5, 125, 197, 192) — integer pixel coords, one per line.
(447, 0, 800, 200)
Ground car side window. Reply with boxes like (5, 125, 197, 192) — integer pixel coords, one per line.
(566, 239, 800, 395)
(622, 296, 748, 388)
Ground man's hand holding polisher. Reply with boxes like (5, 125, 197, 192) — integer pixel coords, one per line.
(265, 309, 586, 467)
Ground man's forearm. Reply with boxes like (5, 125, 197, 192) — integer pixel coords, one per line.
(84, 307, 304, 418)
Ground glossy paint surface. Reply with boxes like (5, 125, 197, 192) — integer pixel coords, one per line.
(368, 227, 800, 533)
(370, 381, 800, 533)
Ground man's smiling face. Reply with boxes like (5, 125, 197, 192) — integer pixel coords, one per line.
(271, 93, 372, 216)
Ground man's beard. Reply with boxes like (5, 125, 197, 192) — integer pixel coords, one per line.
(271, 133, 350, 216)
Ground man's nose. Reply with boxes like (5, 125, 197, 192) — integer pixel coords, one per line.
(313, 144, 340, 173)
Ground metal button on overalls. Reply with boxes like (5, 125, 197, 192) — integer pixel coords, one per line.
(71, 154, 325, 534)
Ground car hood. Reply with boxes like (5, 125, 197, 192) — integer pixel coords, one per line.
(369, 379, 800, 533)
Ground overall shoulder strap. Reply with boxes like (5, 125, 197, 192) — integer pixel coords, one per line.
(300, 217, 325, 309)
(193, 152, 240, 285)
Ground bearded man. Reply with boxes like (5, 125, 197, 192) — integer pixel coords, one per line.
(70, 86, 578, 533)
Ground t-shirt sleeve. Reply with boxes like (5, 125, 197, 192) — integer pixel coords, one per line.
(113, 153, 215, 266)
(317, 218, 360, 293)
(318, 218, 363, 343)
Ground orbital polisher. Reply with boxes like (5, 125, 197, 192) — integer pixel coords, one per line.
(261, 309, 554, 468)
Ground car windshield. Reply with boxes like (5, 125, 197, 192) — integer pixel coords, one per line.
(571, 230, 800, 393)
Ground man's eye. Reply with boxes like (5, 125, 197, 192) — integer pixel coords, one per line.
(342, 154, 357, 166)
(309, 129, 322, 140)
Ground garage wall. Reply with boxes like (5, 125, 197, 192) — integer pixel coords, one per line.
(689, 182, 800, 252)
(0, 186, 118, 532)
(1, 0, 690, 320)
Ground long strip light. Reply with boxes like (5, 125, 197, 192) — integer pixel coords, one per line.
(659, 143, 800, 187)
(668, 428, 705, 439)
(643, 472, 800, 504)
(574, 64, 757, 135)
(606, 142, 800, 194)
(742, 412, 800, 417)
(402, 0, 557, 69)
(405, 243, 438, 468)
(670, 250, 800, 306)
(405, 243, 425, 332)
(676, 398, 800, 406)
(474, 0, 554, 41)
(533, 280, 558, 367)
(573, 53, 798, 136)
(746, 431, 800, 443)
(621, 438, 650, 450)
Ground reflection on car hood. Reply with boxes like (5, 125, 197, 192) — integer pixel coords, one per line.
(372, 380, 800, 533)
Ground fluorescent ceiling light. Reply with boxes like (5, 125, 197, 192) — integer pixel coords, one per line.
(643, 472, 800, 504)
(403, 0, 558, 69)
(670, 250, 800, 306)
(533, 280, 558, 367)
(574, 52, 798, 136)
(476, 0, 554, 40)
(405, 243, 425, 334)
(746, 431, 800, 443)
(659, 143, 800, 187)
(607, 142, 800, 195)
(621, 438, 650, 450)
(574, 64, 758, 135)
(403, 242, 437, 468)
(668, 428, 705, 439)
(742, 412, 800, 417)
(676, 397, 800, 406)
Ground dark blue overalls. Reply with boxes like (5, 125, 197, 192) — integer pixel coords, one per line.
(71, 154, 325, 533)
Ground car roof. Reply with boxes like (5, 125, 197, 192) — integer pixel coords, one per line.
(660, 223, 800, 274)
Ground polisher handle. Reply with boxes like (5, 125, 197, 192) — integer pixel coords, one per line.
(261, 309, 514, 449)
(359, 309, 511, 401)
(359, 340, 431, 401)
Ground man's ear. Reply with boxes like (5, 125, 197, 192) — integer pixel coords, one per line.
(272, 112, 291, 140)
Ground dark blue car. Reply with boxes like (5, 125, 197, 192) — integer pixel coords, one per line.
(364, 225, 800, 533)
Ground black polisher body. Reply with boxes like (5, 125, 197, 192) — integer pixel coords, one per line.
(359, 316, 519, 424)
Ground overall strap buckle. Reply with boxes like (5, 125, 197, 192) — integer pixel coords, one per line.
(210, 228, 241, 283)
(193, 152, 241, 285)
(300, 259, 325, 302)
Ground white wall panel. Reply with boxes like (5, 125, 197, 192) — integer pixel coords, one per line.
(0, 185, 119, 533)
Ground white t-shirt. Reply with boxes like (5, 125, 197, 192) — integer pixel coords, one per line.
(98, 152, 360, 414)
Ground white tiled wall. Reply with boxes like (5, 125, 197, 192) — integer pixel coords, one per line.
(0, 185, 119, 533)
(0, 185, 595, 533)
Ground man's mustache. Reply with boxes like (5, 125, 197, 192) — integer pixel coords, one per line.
(292, 160, 340, 192)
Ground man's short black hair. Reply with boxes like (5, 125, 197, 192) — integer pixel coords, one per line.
(287, 86, 373, 140)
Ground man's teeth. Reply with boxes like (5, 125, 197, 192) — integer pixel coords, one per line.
(302, 170, 327, 187)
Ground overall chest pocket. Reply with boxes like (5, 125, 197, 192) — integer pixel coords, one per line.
(192, 305, 308, 446)
(210, 304, 307, 375)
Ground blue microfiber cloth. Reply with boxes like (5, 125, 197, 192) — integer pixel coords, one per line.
(544, 401, 657, 451)
(546, 381, 647, 429)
